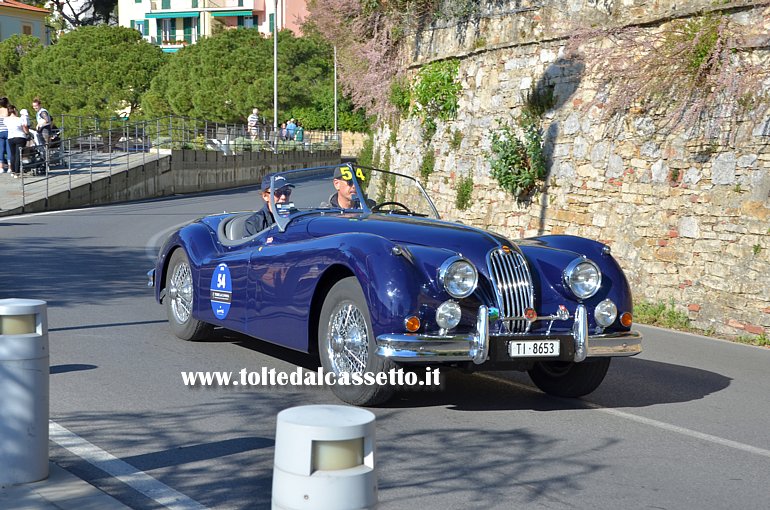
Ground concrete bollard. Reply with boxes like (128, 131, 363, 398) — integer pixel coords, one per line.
(0, 299, 49, 485)
(272, 405, 377, 510)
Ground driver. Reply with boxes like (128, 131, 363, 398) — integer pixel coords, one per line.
(324, 167, 374, 209)
(244, 174, 294, 236)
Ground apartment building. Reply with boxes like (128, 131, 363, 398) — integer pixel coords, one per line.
(0, 0, 50, 44)
(119, 0, 308, 52)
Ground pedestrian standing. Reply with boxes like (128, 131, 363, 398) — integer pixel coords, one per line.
(6, 105, 29, 178)
(0, 97, 9, 172)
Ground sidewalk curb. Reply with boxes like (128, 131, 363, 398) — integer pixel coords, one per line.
(0, 462, 131, 510)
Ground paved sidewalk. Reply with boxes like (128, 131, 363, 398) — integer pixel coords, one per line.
(0, 150, 168, 217)
(0, 462, 131, 510)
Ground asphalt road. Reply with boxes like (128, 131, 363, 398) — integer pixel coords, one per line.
(1, 188, 769, 510)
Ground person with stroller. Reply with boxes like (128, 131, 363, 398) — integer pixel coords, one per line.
(6, 105, 29, 178)
(32, 98, 53, 144)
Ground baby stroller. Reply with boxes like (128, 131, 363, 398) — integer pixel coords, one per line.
(21, 128, 64, 175)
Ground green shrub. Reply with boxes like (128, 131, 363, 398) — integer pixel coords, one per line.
(634, 300, 691, 330)
(357, 134, 374, 167)
(389, 78, 411, 116)
(488, 114, 546, 198)
(412, 59, 461, 132)
(420, 149, 435, 185)
(455, 175, 473, 210)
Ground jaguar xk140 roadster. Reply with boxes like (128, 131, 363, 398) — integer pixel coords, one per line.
(148, 164, 641, 405)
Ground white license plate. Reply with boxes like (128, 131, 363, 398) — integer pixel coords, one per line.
(508, 340, 560, 357)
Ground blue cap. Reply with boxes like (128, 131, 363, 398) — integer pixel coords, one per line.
(261, 174, 293, 192)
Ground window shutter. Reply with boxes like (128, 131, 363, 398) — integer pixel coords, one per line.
(237, 16, 244, 28)
(192, 0, 198, 7)
(184, 17, 192, 43)
(143, 19, 149, 36)
(269, 13, 274, 33)
(161, 0, 170, 8)
(156, 21, 161, 43)
(170, 18, 176, 40)
(130, 20, 135, 29)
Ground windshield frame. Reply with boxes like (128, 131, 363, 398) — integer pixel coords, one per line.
(269, 164, 441, 232)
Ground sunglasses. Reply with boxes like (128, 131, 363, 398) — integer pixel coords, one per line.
(273, 188, 292, 197)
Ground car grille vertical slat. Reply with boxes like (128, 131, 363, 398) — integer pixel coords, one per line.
(488, 249, 534, 333)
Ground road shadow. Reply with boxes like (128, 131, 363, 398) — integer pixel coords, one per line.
(383, 357, 730, 411)
(0, 237, 150, 308)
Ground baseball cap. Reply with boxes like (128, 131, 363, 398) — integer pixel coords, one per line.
(261, 174, 294, 192)
(333, 167, 353, 181)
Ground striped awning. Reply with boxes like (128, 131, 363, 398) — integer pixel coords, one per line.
(210, 10, 252, 17)
(146, 11, 200, 18)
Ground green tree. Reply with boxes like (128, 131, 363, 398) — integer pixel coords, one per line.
(0, 34, 42, 91)
(143, 29, 368, 130)
(6, 26, 166, 118)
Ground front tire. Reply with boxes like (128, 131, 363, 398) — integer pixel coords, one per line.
(165, 249, 212, 341)
(528, 358, 611, 398)
(318, 277, 396, 406)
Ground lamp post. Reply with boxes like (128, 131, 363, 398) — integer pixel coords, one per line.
(273, 0, 279, 146)
(334, 45, 338, 138)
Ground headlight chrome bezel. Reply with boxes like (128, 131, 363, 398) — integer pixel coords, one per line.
(438, 256, 478, 299)
(563, 258, 602, 300)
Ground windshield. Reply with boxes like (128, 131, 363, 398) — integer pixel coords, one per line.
(269, 164, 440, 231)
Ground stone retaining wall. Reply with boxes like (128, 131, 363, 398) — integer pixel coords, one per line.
(377, 0, 770, 337)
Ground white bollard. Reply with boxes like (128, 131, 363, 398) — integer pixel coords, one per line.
(0, 299, 49, 485)
(272, 405, 377, 510)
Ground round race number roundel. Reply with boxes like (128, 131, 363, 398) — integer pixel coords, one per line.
(210, 263, 232, 319)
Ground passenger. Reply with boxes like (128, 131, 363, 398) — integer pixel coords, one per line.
(324, 167, 374, 209)
(244, 174, 294, 236)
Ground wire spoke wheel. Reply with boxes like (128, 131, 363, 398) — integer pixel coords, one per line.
(326, 301, 369, 376)
(169, 261, 193, 324)
(165, 249, 212, 341)
(318, 277, 397, 406)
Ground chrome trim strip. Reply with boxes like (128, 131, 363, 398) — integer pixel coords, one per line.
(586, 331, 642, 357)
(376, 305, 642, 363)
(573, 304, 587, 362)
(472, 305, 489, 365)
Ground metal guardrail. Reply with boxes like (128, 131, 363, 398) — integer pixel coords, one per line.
(16, 115, 342, 210)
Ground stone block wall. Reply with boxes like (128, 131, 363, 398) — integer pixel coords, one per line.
(377, 0, 770, 337)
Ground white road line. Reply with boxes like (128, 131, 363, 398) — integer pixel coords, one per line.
(477, 374, 770, 459)
(49, 421, 209, 510)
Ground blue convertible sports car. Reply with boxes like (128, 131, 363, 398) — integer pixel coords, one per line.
(148, 164, 642, 405)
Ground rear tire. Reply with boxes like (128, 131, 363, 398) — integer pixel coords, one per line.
(528, 358, 611, 398)
(318, 277, 396, 406)
(165, 249, 212, 341)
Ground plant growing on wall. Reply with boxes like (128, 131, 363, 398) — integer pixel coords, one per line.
(455, 175, 473, 210)
(487, 113, 546, 198)
(411, 58, 462, 139)
(419, 147, 436, 184)
(567, 10, 768, 138)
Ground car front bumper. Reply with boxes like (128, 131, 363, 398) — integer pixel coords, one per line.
(375, 305, 642, 364)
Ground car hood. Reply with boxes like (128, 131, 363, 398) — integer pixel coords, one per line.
(306, 214, 507, 257)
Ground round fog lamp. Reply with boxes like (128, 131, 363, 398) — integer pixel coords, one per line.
(594, 299, 618, 327)
(436, 301, 462, 330)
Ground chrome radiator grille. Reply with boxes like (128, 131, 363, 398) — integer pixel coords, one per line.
(487, 248, 534, 333)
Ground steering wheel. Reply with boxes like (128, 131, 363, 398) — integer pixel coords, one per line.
(371, 201, 412, 214)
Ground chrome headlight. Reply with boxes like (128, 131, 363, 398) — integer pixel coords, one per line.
(594, 299, 617, 327)
(436, 300, 462, 330)
(564, 258, 601, 300)
(438, 257, 478, 298)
